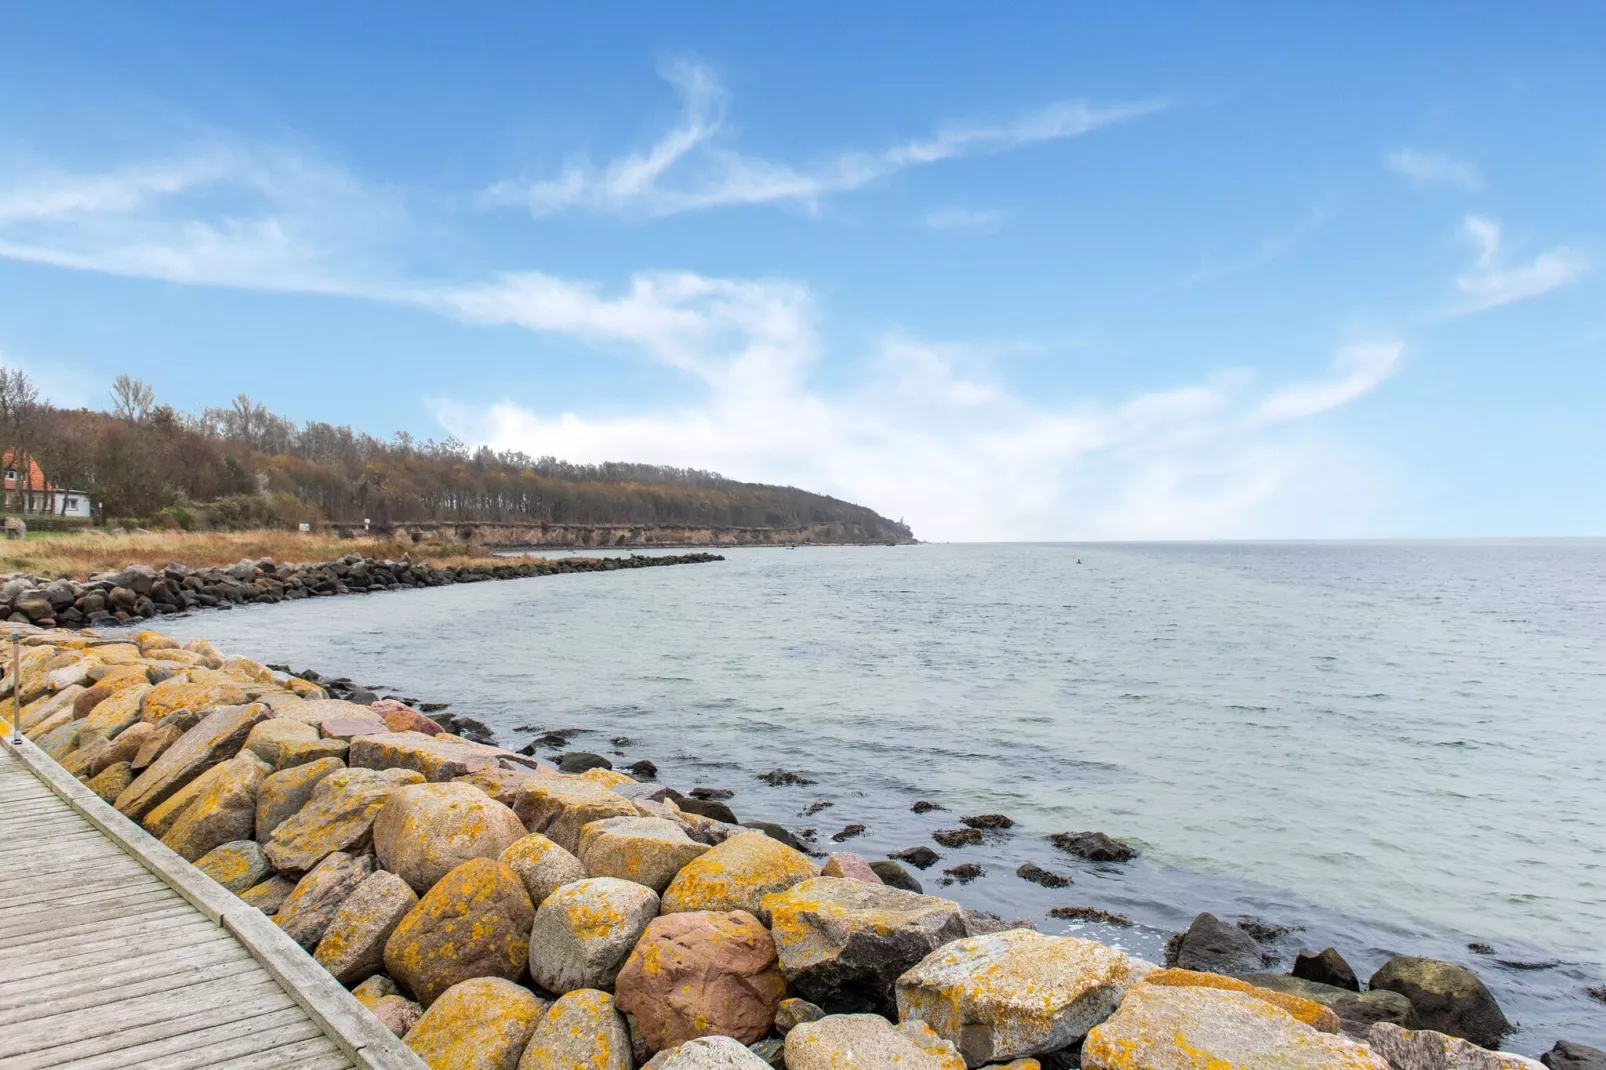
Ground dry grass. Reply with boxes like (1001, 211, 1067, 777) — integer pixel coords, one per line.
(1, 529, 538, 580)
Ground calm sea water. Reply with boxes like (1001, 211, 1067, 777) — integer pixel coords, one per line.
(150, 541, 1606, 1052)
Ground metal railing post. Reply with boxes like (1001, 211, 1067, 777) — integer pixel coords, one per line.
(9, 631, 19, 744)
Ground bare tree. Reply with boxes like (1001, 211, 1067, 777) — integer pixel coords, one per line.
(110, 375, 156, 423)
(0, 366, 41, 511)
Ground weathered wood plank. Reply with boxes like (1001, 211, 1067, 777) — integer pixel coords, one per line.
(22, 1005, 319, 1070)
(0, 954, 262, 1025)
(2, 903, 195, 950)
(0, 938, 255, 1010)
(207, 1036, 355, 1070)
(5, 911, 208, 968)
(5, 924, 235, 983)
(0, 887, 186, 938)
(0, 880, 185, 922)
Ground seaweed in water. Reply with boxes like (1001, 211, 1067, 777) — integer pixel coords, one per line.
(803, 800, 834, 816)
(757, 769, 817, 787)
(961, 813, 1015, 830)
(1467, 942, 1496, 955)
(911, 800, 946, 814)
(1496, 959, 1559, 971)
(932, 827, 984, 848)
(831, 824, 867, 842)
(1016, 862, 1071, 888)
(1586, 985, 1606, 1005)
(942, 862, 985, 884)
(1048, 906, 1133, 927)
(1237, 918, 1303, 943)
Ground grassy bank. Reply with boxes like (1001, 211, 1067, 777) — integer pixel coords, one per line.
(1, 528, 534, 580)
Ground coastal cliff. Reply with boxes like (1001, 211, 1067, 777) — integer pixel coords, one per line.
(327, 520, 916, 548)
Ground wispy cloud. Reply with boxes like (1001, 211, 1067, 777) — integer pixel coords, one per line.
(922, 206, 1005, 233)
(484, 60, 1168, 220)
(1450, 214, 1589, 315)
(1180, 200, 1335, 288)
(1386, 148, 1481, 191)
(1253, 341, 1403, 423)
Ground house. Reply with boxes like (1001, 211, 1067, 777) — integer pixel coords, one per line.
(2, 450, 93, 519)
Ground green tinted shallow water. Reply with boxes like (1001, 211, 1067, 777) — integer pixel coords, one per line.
(153, 540, 1606, 1052)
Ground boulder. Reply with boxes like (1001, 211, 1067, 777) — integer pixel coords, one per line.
(161, 752, 269, 861)
(72, 668, 149, 720)
(528, 877, 660, 994)
(275, 851, 375, 949)
(1295, 946, 1361, 991)
(243, 718, 319, 767)
(661, 833, 819, 926)
(578, 816, 711, 893)
(785, 1015, 965, 1070)
(321, 714, 389, 740)
(1050, 831, 1138, 862)
(644, 1036, 773, 1069)
(1368, 956, 1510, 1049)
(765, 876, 966, 1014)
(896, 929, 1140, 1066)
(380, 704, 443, 736)
(1082, 985, 1387, 1070)
(403, 976, 547, 1070)
(870, 859, 923, 892)
(140, 678, 247, 724)
(1245, 973, 1418, 1038)
(1368, 1023, 1544, 1070)
(614, 910, 785, 1050)
(194, 839, 272, 893)
(352, 975, 424, 1038)
(384, 857, 535, 1005)
(85, 761, 134, 803)
(350, 731, 499, 782)
(79, 682, 151, 743)
(131, 724, 183, 771)
(240, 875, 297, 913)
(275, 698, 379, 728)
(61, 736, 113, 778)
(255, 756, 345, 844)
(373, 781, 528, 894)
(456, 766, 545, 808)
(501, 833, 587, 908)
(115, 702, 271, 821)
(314, 870, 419, 985)
(274, 738, 349, 770)
(86, 721, 155, 777)
(1139, 968, 1339, 1031)
(142, 761, 236, 839)
(1170, 911, 1262, 976)
(1542, 1042, 1606, 1070)
(820, 852, 882, 883)
(517, 988, 632, 1070)
(19, 684, 82, 732)
(264, 767, 424, 873)
(35, 719, 81, 761)
(514, 776, 640, 853)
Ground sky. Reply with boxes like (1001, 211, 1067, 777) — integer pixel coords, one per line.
(0, 4, 1602, 541)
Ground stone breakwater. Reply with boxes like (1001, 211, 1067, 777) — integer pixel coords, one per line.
(0, 551, 724, 630)
(5, 626, 1602, 1070)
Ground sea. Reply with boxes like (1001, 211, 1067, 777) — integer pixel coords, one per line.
(148, 541, 1606, 1053)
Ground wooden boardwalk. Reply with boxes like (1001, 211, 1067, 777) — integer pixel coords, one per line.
(0, 736, 421, 1070)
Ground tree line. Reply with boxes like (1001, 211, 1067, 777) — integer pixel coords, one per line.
(0, 368, 912, 538)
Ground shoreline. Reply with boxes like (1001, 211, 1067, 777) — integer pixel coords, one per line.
(5, 621, 1597, 1067)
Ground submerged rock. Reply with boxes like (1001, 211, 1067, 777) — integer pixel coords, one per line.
(1170, 911, 1262, 976)
(1541, 1042, 1606, 1070)
(932, 828, 983, 848)
(890, 846, 941, 870)
(1295, 946, 1361, 991)
(961, 814, 1014, 830)
(869, 859, 922, 892)
(1368, 955, 1511, 1049)
(1015, 862, 1071, 888)
(1049, 831, 1137, 862)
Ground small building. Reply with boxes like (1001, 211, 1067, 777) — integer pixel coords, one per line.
(3, 450, 93, 519)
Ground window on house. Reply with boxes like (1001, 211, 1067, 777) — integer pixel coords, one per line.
(4, 470, 15, 482)
(66, 497, 78, 508)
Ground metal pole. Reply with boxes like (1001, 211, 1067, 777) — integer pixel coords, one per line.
(9, 631, 20, 744)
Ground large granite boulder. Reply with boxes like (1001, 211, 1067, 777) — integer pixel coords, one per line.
(71, 667, 149, 720)
(373, 781, 528, 894)
(264, 767, 424, 873)
(1170, 911, 1262, 976)
(514, 776, 640, 853)
(194, 839, 272, 893)
(578, 816, 711, 893)
(350, 731, 500, 781)
(1082, 985, 1387, 1070)
(644, 1036, 772, 1069)
(275, 738, 349, 770)
(140, 677, 247, 724)
(86, 721, 155, 777)
(763, 876, 964, 1013)
(160, 752, 269, 861)
(1541, 1042, 1606, 1070)
(384, 857, 535, 1005)
(314, 870, 419, 985)
(85, 761, 134, 803)
(79, 682, 152, 744)
(1368, 1023, 1544, 1070)
(527, 877, 660, 994)
(896, 929, 1141, 1066)
(1140, 968, 1339, 1031)
(1246, 973, 1418, 1038)
(785, 1015, 965, 1070)
(457, 766, 545, 808)
(403, 976, 547, 1070)
(661, 833, 818, 925)
(501, 833, 587, 908)
(517, 988, 633, 1070)
(242, 718, 319, 767)
(240, 875, 297, 913)
(275, 851, 374, 949)
(255, 756, 345, 843)
(141, 760, 235, 838)
(1368, 956, 1510, 1049)
(275, 698, 381, 728)
(115, 702, 271, 820)
(614, 909, 785, 1051)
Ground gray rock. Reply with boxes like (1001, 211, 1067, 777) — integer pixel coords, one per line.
(868, 859, 922, 893)
(786, 1014, 966, 1070)
(516, 988, 631, 1070)
(1295, 946, 1361, 991)
(193, 839, 272, 893)
(1246, 973, 1417, 1038)
(747, 1037, 785, 1068)
(645, 1035, 773, 1069)
(1368, 1022, 1542, 1070)
(1541, 1042, 1606, 1070)
(1369, 956, 1510, 1049)
(775, 997, 825, 1035)
(527, 877, 660, 993)
(274, 851, 373, 949)
(114, 702, 272, 820)
(313, 870, 418, 985)
(1171, 911, 1262, 976)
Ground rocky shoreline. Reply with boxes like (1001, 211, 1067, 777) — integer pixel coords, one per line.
(5, 624, 1602, 1070)
(0, 551, 724, 630)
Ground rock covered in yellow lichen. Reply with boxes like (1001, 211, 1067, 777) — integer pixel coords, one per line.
(1140, 967, 1341, 1032)
(349, 730, 500, 782)
(115, 701, 272, 821)
(1081, 984, 1388, 1070)
(87, 721, 155, 777)
(643, 1036, 772, 1069)
(276, 850, 375, 949)
(577, 815, 710, 894)
(513, 776, 640, 853)
(240, 874, 297, 913)
(139, 677, 246, 724)
(614, 909, 785, 1052)
(578, 767, 638, 789)
(660, 832, 818, 926)
(384, 857, 535, 1005)
(264, 766, 422, 872)
(527, 876, 660, 994)
(72, 666, 150, 720)
(243, 718, 319, 767)
(314, 869, 418, 984)
(373, 782, 529, 894)
(134, 630, 179, 653)
(896, 929, 1140, 1066)
(1366, 1022, 1543, 1070)
(160, 751, 270, 862)
(79, 682, 152, 744)
(142, 760, 236, 838)
(517, 988, 632, 1070)
(785, 1014, 966, 1070)
(85, 760, 134, 802)
(403, 976, 547, 1070)
(255, 755, 345, 843)
(194, 838, 272, 893)
(763, 876, 966, 1014)
(275, 737, 349, 770)
(500, 833, 587, 908)
(352, 974, 424, 1039)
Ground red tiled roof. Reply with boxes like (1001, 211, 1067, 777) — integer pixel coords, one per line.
(1, 450, 51, 491)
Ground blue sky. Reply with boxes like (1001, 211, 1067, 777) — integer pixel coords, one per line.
(1, 4, 1601, 540)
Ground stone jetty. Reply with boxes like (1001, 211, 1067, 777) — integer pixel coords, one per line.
(5, 623, 1593, 1070)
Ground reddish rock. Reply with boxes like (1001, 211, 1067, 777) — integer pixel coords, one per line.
(321, 715, 389, 741)
(821, 853, 883, 884)
(615, 909, 786, 1052)
(375, 703, 442, 736)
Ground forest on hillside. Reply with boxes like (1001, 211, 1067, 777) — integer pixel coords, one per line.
(0, 368, 912, 538)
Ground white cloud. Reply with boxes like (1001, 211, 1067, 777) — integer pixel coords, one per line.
(485, 61, 1167, 219)
(1385, 149, 1482, 191)
(1450, 214, 1589, 315)
(922, 206, 1005, 233)
(1253, 341, 1403, 423)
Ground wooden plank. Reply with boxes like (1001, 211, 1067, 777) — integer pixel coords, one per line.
(0, 853, 152, 894)
(0, 887, 186, 938)
(0, 938, 255, 1009)
(5, 924, 234, 983)
(4, 911, 207, 968)
(207, 1037, 354, 1070)
(0, 955, 263, 1025)
(2, 903, 195, 950)
(21, 1005, 319, 1070)
(0, 880, 183, 922)
(2, 867, 182, 908)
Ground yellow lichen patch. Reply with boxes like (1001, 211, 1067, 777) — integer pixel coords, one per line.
(142, 760, 238, 838)
(285, 676, 327, 699)
(135, 630, 180, 653)
(660, 832, 818, 925)
(403, 976, 546, 1069)
(81, 683, 153, 742)
(88, 643, 144, 664)
(383, 858, 534, 1005)
(140, 677, 246, 723)
(222, 655, 276, 683)
(73, 666, 152, 720)
(577, 767, 637, 789)
(516, 988, 630, 1070)
(144, 648, 207, 669)
(1140, 968, 1341, 1032)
